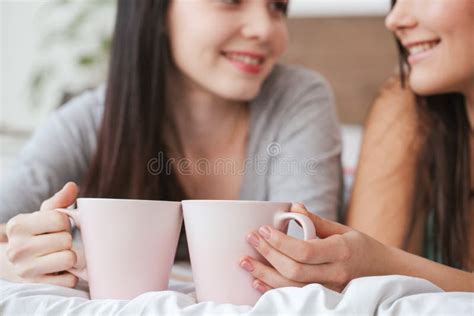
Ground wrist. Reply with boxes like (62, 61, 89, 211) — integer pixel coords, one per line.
(370, 238, 403, 276)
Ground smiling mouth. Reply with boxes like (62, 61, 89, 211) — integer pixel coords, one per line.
(405, 39, 441, 56)
(222, 52, 265, 66)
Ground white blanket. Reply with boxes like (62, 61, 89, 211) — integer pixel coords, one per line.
(1, 273, 472, 315)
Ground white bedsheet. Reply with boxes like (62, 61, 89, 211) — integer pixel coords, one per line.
(1, 274, 472, 315)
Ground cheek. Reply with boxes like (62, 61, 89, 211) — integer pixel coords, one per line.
(448, 29, 474, 81)
(168, 4, 233, 71)
(272, 25, 289, 58)
(409, 40, 474, 96)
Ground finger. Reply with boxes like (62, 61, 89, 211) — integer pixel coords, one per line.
(28, 231, 73, 257)
(247, 231, 336, 284)
(72, 245, 86, 270)
(6, 231, 73, 263)
(35, 272, 78, 288)
(291, 203, 350, 238)
(258, 225, 350, 264)
(253, 279, 273, 294)
(240, 256, 305, 290)
(34, 250, 77, 275)
(11, 210, 71, 237)
(323, 283, 344, 293)
(40, 182, 78, 211)
(6, 210, 71, 237)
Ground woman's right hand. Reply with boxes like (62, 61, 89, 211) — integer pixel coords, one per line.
(5, 182, 79, 288)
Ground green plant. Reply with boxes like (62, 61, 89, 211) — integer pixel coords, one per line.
(29, 0, 116, 108)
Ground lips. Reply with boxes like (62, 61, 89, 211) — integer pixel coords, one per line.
(403, 39, 441, 64)
(405, 39, 441, 54)
(222, 51, 266, 74)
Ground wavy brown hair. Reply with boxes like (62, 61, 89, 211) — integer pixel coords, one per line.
(391, 0, 471, 269)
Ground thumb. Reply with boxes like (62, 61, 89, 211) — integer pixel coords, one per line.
(40, 182, 79, 211)
(290, 202, 350, 238)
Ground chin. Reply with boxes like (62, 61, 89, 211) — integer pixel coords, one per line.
(226, 92, 260, 102)
(409, 73, 448, 96)
(217, 84, 262, 102)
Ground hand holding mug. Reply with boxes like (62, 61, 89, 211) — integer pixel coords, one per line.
(5, 182, 80, 288)
(241, 203, 390, 292)
(182, 200, 317, 305)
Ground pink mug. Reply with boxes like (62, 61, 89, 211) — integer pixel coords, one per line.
(57, 198, 182, 299)
(182, 200, 316, 306)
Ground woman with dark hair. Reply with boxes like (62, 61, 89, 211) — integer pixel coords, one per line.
(0, 0, 342, 287)
(240, 0, 473, 293)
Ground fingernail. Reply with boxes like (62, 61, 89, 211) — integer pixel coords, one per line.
(254, 280, 266, 293)
(247, 232, 260, 247)
(240, 259, 254, 272)
(259, 226, 271, 240)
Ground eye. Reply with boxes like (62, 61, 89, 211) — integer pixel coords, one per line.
(269, 0, 288, 15)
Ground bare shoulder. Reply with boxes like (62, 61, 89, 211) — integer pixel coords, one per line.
(346, 77, 424, 245)
(364, 76, 422, 151)
(370, 76, 418, 121)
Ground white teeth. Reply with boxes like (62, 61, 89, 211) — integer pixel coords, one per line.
(408, 41, 439, 55)
(225, 53, 262, 65)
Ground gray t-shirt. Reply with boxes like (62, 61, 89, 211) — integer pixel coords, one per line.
(0, 64, 342, 226)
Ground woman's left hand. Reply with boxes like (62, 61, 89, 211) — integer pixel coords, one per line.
(239, 203, 390, 293)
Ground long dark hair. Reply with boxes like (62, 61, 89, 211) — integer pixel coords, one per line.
(82, 0, 184, 201)
(391, 0, 471, 269)
(81, 0, 189, 259)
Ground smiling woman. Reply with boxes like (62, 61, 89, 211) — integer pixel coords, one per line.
(0, 0, 342, 288)
(380, 0, 474, 270)
(166, 0, 289, 101)
(241, 0, 474, 294)
(386, 0, 474, 96)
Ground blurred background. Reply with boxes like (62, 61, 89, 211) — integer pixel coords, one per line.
(0, 0, 396, 184)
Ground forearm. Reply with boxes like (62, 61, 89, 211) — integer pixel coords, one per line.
(384, 244, 474, 292)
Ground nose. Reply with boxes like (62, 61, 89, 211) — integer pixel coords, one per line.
(240, 7, 274, 43)
(385, 0, 417, 34)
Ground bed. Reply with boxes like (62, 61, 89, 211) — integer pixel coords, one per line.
(2, 126, 472, 315)
(1, 263, 472, 315)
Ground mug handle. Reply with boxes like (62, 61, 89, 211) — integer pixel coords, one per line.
(55, 208, 89, 281)
(273, 212, 316, 240)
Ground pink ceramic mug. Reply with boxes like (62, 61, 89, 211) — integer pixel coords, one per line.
(57, 198, 182, 300)
(182, 200, 316, 306)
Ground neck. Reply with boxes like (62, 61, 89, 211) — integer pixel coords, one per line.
(165, 70, 248, 157)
